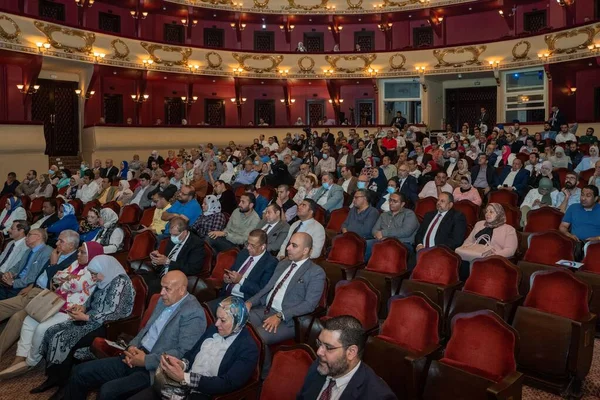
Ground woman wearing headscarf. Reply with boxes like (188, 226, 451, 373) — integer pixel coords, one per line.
(449, 158, 470, 188)
(219, 162, 235, 184)
(34, 255, 135, 397)
(0, 197, 26, 235)
(253, 162, 271, 189)
(118, 161, 132, 181)
(466, 143, 479, 161)
(494, 145, 514, 168)
(191, 195, 227, 238)
(453, 175, 482, 206)
(367, 167, 388, 206)
(56, 169, 72, 189)
(91, 208, 124, 254)
(575, 145, 600, 173)
(128, 296, 258, 400)
(0, 242, 104, 379)
(48, 204, 80, 237)
(62, 176, 80, 200)
(529, 160, 561, 190)
(31, 174, 54, 199)
(520, 177, 556, 227)
(114, 180, 133, 205)
(296, 42, 307, 52)
(79, 206, 102, 242)
(550, 146, 571, 169)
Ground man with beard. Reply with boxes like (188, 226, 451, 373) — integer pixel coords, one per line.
(552, 171, 581, 213)
(208, 193, 259, 253)
(296, 315, 396, 399)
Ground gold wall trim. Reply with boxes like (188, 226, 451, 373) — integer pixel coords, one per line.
(233, 53, 284, 73)
(286, 0, 328, 10)
(205, 51, 223, 69)
(433, 45, 486, 68)
(0, 15, 21, 43)
(140, 42, 193, 66)
(253, 0, 270, 8)
(545, 25, 600, 55)
(298, 56, 316, 73)
(346, 0, 362, 10)
(388, 53, 407, 70)
(110, 39, 130, 60)
(325, 54, 376, 72)
(383, 0, 420, 7)
(511, 40, 531, 61)
(34, 21, 95, 54)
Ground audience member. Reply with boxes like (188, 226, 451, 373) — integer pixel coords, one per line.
(495, 158, 530, 198)
(208, 193, 260, 253)
(213, 180, 237, 215)
(233, 160, 259, 188)
(338, 166, 358, 195)
(190, 168, 209, 199)
(270, 184, 297, 222)
(1, 172, 19, 196)
(14, 170, 39, 197)
(452, 175, 482, 206)
(552, 171, 581, 212)
(341, 189, 379, 239)
(47, 203, 80, 241)
(78, 207, 102, 242)
(126, 173, 155, 208)
(312, 173, 344, 212)
(256, 203, 290, 254)
(103, 159, 119, 179)
(190, 194, 227, 238)
(30, 174, 53, 199)
(30, 198, 59, 230)
(137, 192, 171, 236)
(92, 208, 124, 254)
(560, 185, 600, 257)
(75, 170, 100, 204)
(520, 177, 556, 226)
(418, 171, 453, 199)
(277, 199, 325, 260)
(555, 124, 576, 144)
(0, 220, 29, 273)
(415, 192, 467, 251)
(147, 176, 177, 203)
(0, 196, 27, 236)
(161, 185, 202, 236)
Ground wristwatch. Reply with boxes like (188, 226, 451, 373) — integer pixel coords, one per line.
(180, 379, 188, 386)
(275, 312, 284, 320)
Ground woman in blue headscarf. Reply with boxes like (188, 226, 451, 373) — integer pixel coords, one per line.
(48, 204, 80, 236)
(128, 296, 259, 400)
(119, 161, 132, 180)
(0, 196, 26, 235)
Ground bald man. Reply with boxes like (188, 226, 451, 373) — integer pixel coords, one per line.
(64, 270, 206, 400)
(103, 158, 119, 180)
(246, 232, 326, 375)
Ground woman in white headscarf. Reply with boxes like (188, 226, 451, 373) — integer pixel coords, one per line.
(575, 145, 600, 173)
(191, 195, 227, 238)
(296, 42, 307, 52)
(550, 146, 571, 169)
(295, 117, 304, 126)
(92, 208, 124, 254)
(218, 162, 235, 184)
(114, 180, 133, 205)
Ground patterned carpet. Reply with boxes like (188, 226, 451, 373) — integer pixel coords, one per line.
(0, 341, 599, 399)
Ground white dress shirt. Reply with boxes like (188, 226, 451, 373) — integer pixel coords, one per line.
(268, 258, 308, 314)
(184, 331, 241, 384)
(30, 214, 52, 230)
(422, 210, 448, 247)
(500, 170, 518, 189)
(277, 218, 326, 259)
(317, 361, 362, 400)
(231, 251, 265, 298)
(76, 181, 101, 204)
(0, 237, 27, 273)
(418, 181, 453, 199)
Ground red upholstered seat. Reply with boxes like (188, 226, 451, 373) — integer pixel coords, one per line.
(68, 199, 83, 216)
(582, 240, 600, 274)
(489, 190, 518, 207)
(327, 232, 366, 266)
(204, 247, 240, 291)
(128, 230, 156, 262)
(442, 311, 517, 383)
(140, 294, 161, 328)
(579, 168, 594, 188)
(314, 205, 326, 225)
(415, 196, 437, 222)
(325, 278, 379, 332)
(525, 269, 589, 321)
(364, 238, 408, 276)
(379, 295, 440, 353)
(453, 200, 480, 228)
(260, 344, 316, 400)
(158, 238, 169, 254)
(29, 197, 44, 214)
(524, 207, 564, 233)
(257, 186, 274, 201)
(139, 206, 155, 228)
(119, 204, 142, 225)
(464, 256, 520, 302)
(82, 199, 100, 218)
(19, 196, 31, 210)
(325, 207, 349, 233)
(411, 246, 460, 285)
(523, 230, 574, 264)
(500, 204, 521, 230)
(555, 167, 569, 187)
(102, 201, 121, 215)
(128, 179, 139, 190)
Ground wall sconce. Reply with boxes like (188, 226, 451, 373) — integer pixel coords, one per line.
(328, 25, 343, 33)
(433, 16, 444, 24)
(367, 68, 379, 76)
(556, 0, 574, 6)
(373, 4, 384, 9)
(93, 52, 105, 63)
(415, 67, 427, 92)
(278, 69, 290, 76)
(131, 94, 149, 103)
(232, 67, 244, 75)
(280, 98, 296, 105)
(230, 22, 246, 31)
(187, 64, 200, 72)
(568, 87, 577, 96)
(328, 99, 343, 104)
(36, 42, 51, 53)
(537, 52, 551, 62)
(325, 4, 336, 9)
(280, 25, 295, 32)
(489, 61, 500, 86)
(377, 23, 393, 32)
(588, 43, 600, 52)
(75, 89, 95, 99)
(231, 1, 243, 7)
(230, 97, 247, 105)
(17, 84, 40, 94)
(181, 96, 198, 104)
(415, 66, 426, 74)
(142, 59, 154, 68)
(181, 19, 198, 27)
(419, 0, 430, 3)
(323, 69, 334, 76)
(498, 10, 504, 16)
(75, 0, 94, 7)
(130, 11, 148, 19)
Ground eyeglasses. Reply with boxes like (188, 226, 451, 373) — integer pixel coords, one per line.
(316, 339, 347, 352)
(353, 195, 365, 200)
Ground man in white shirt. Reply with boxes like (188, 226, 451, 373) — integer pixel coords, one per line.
(524, 153, 542, 174)
(277, 199, 326, 260)
(75, 170, 101, 204)
(170, 168, 184, 190)
(0, 220, 29, 274)
(555, 124, 577, 144)
(418, 171, 453, 199)
(266, 137, 279, 152)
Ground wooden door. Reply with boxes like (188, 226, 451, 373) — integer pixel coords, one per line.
(164, 97, 185, 125)
(445, 87, 497, 132)
(254, 100, 275, 125)
(306, 100, 325, 126)
(204, 99, 225, 126)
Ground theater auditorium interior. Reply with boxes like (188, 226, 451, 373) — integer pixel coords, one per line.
(1, 0, 600, 398)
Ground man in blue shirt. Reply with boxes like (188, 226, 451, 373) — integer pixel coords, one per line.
(560, 185, 600, 259)
(233, 160, 259, 188)
(245, 184, 268, 217)
(161, 185, 202, 237)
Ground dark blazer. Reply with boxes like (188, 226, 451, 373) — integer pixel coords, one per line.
(495, 167, 531, 197)
(163, 232, 205, 277)
(218, 248, 278, 300)
(398, 175, 419, 206)
(548, 110, 567, 132)
(476, 112, 490, 128)
(256, 220, 290, 254)
(470, 164, 495, 188)
(182, 325, 258, 397)
(39, 213, 60, 230)
(338, 176, 358, 196)
(0, 180, 19, 196)
(412, 153, 432, 169)
(147, 155, 165, 168)
(147, 184, 178, 201)
(297, 361, 397, 400)
(218, 189, 238, 215)
(34, 250, 79, 290)
(529, 171, 561, 190)
(414, 208, 467, 250)
(103, 166, 119, 180)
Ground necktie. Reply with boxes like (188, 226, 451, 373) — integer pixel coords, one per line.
(0, 242, 15, 268)
(17, 251, 34, 280)
(265, 263, 297, 314)
(225, 257, 253, 294)
(263, 224, 271, 233)
(292, 221, 303, 235)
(319, 379, 336, 400)
(424, 213, 442, 248)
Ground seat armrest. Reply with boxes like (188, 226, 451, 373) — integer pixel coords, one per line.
(487, 371, 524, 399)
(105, 316, 142, 340)
(293, 307, 326, 343)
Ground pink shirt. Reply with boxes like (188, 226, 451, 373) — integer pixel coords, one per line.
(453, 187, 482, 206)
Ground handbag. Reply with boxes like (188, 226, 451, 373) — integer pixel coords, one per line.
(25, 289, 66, 323)
(153, 365, 190, 400)
(455, 234, 494, 263)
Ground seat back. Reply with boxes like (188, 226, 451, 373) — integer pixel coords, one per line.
(524, 269, 589, 321)
(121, 225, 132, 251)
(365, 238, 408, 275)
(211, 247, 240, 280)
(260, 344, 316, 400)
(554, 167, 569, 187)
(68, 199, 83, 216)
(119, 204, 142, 225)
(523, 230, 574, 264)
(82, 199, 100, 218)
(102, 201, 121, 215)
(325, 207, 349, 233)
(314, 205, 326, 225)
(444, 310, 518, 383)
(453, 200, 480, 227)
(140, 294, 161, 329)
(464, 256, 520, 301)
(257, 186, 275, 201)
(127, 230, 156, 261)
(29, 197, 45, 214)
(326, 232, 366, 266)
(582, 240, 600, 274)
(411, 246, 460, 285)
(489, 190, 518, 207)
(128, 179, 139, 190)
(500, 204, 521, 230)
(19, 196, 31, 210)
(246, 324, 265, 383)
(579, 168, 594, 188)
(415, 197, 437, 222)
(379, 294, 441, 353)
(139, 206, 156, 228)
(524, 207, 564, 233)
(327, 278, 379, 331)
(129, 275, 149, 323)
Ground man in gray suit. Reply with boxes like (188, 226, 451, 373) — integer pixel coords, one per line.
(126, 173, 156, 209)
(64, 271, 206, 400)
(311, 173, 344, 212)
(256, 203, 290, 254)
(0, 228, 52, 300)
(246, 232, 326, 375)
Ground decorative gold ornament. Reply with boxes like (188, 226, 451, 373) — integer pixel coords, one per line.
(382, 0, 420, 7)
(110, 39, 130, 61)
(511, 40, 531, 61)
(253, 0, 269, 8)
(433, 45, 486, 68)
(34, 21, 95, 54)
(325, 54, 377, 73)
(346, 0, 363, 9)
(388, 53, 406, 70)
(205, 51, 223, 69)
(140, 42, 192, 67)
(199, 0, 236, 4)
(545, 25, 600, 55)
(232, 53, 284, 73)
(287, 0, 328, 10)
(0, 15, 21, 43)
(297, 56, 315, 73)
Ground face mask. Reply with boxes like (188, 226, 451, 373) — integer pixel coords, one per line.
(387, 186, 396, 194)
(270, 158, 276, 164)
(232, 161, 237, 166)
(170, 233, 182, 245)
(449, 157, 457, 163)
(253, 161, 259, 166)
(48, 170, 54, 175)
(323, 154, 328, 160)
(292, 155, 297, 160)
(81, 164, 85, 168)
(357, 181, 366, 189)
(322, 182, 330, 190)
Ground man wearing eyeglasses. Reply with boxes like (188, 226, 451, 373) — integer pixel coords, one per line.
(297, 315, 396, 400)
(337, 189, 378, 240)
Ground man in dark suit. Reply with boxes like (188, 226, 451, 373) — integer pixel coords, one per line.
(297, 315, 397, 400)
(338, 166, 358, 196)
(397, 164, 418, 207)
(390, 111, 407, 131)
(256, 203, 290, 253)
(414, 192, 467, 251)
(548, 105, 567, 132)
(494, 158, 531, 199)
(102, 158, 119, 180)
(146, 176, 177, 202)
(139, 216, 205, 295)
(470, 154, 495, 196)
(63, 271, 206, 400)
(476, 107, 490, 130)
(207, 229, 278, 315)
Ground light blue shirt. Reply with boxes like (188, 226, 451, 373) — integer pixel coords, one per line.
(551, 188, 581, 210)
(35, 250, 77, 289)
(141, 294, 188, 351)
(234, 169, 259, 185)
